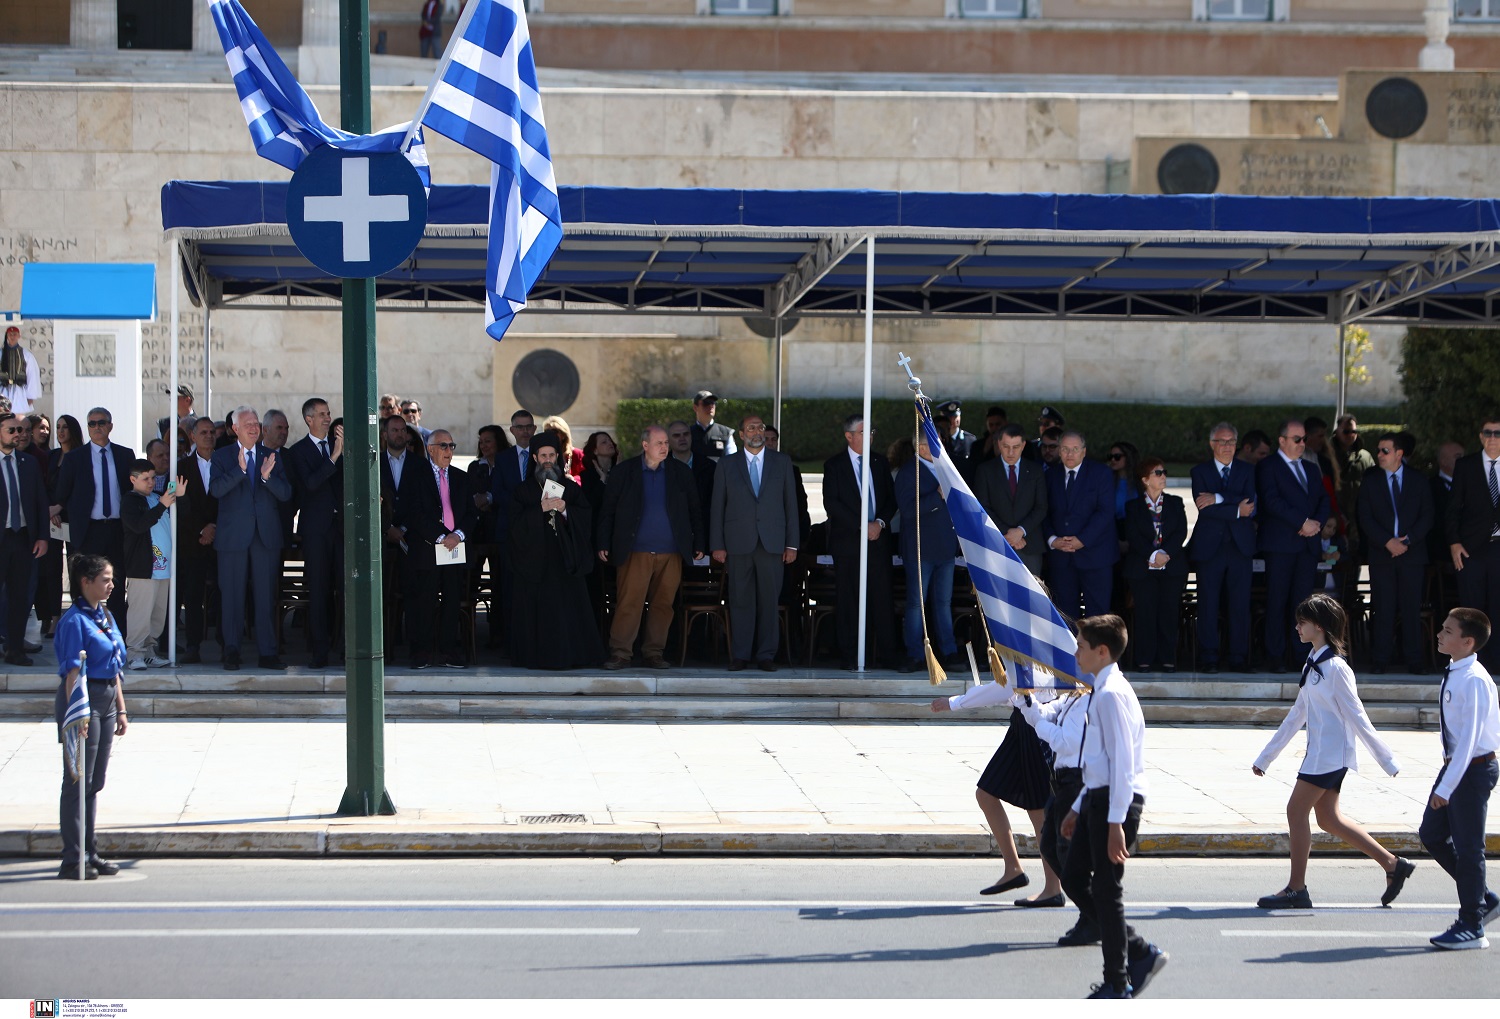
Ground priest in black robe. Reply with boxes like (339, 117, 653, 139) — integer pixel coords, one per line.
(509, 431, 604, 670)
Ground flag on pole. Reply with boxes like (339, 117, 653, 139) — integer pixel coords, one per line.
(61, 653, 90, 783)
(418, 0, 562, 341)
(915, 399, 1081, 689)
(208, 0, 431, 186)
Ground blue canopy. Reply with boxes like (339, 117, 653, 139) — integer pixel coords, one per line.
(21, 263, 158, 320)
(161, 182, 1500, 325)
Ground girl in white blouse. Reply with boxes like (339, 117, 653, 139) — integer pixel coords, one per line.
(1251, 593, 1415, 909)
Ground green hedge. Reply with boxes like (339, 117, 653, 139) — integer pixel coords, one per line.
(1401, 327, 1500, 461)
(616, 398, 1402, 466)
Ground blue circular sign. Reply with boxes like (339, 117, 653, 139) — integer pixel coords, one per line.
(287, 146, 428, 278)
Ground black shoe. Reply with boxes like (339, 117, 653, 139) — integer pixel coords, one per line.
(1136, 663, 1154, 673)
(1086, 983, 1131, 999)
(88, 857, 121, 876)
(258, 656, 287, 671)
(410, 657, 431, 671)
(441, 657, 467, 670)
(1410, 664, 1432, 676)
(1382, 858, 1416, 906)
(1268, 663, 1287, 675)
(1204, 663, 1221, 675)
(180, 648, 202, 665)
(58, 864, 98, 880)
(840, 659, 858, 672)
(224, 649, 241, 671)
(1369, 664, 1387, 675)
(1126, 943, 1168, 996)
(941, 651, 967, 669)
(309, 656, 329, 669)
(979, 873, 1029, 896)
(1257, 886, 1312, 909)
(1160, 664, 1177, 674)
(1014, 892, 1066, 908)
(757, 659, 778, 672)
(896, 659, 920, 674)
(1057, 920, 1103, 947)
(4, 652, 33, 666)
(728, 659, 747, 672)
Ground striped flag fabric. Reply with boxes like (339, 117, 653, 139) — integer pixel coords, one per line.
(419, 0, 562, 341)
(61, 656, 90, 782)
(208, 0, 431, 186)
(914, 399, 1081, 688)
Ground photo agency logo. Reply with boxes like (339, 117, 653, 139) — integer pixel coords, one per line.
(30, 1002, 58, 1019)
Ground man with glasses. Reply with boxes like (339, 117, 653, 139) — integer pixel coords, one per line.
(823, 414, 897, 671)
(480, 410, 537, 654)
(1446, 416, 1500, 668)
(1044, 430, 1118, 621)
(0, 414, 49, 666)
(400, 400, 432, 444)
(1333, 415, 1376, 543)
(1357, 431, 1434, 675)
(1189, 422, 1257, 674)
(397, 430, 476, 669)
(1256, 419, 1330, 672)
(1027, 406, 1065, 463)
(53, 407, 135, 627)
(975, 424, 1048, 578)
(176, 416, 220, 665)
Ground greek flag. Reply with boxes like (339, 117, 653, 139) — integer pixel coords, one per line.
(916, 399, 1080, 688)
(208, 0, 431, 186)
(61, 657, 90, 782)
(419, 0, 562, 341)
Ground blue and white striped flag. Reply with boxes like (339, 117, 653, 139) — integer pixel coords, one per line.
(209, 0, 431, 186)
(61, 654, 90, 782)
(419, 0, 562, 341)
(915, 399, 1081, 688)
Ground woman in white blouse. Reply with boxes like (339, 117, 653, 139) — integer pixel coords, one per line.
(1251, 593, 1414, 909)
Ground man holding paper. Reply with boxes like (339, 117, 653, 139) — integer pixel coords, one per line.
(398, 430, 478, 669)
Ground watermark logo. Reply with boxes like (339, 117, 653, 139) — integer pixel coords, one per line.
(30, 1002, 59, 1019)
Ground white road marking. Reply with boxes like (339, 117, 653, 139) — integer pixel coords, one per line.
(0, 927, 641, 938)
(1221, 930, 1435, 938)
(0, 899, 1458, 911)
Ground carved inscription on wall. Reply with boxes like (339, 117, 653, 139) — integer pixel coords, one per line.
(1237, 147, 1378, 197)
(1447, 83, 1500, 144)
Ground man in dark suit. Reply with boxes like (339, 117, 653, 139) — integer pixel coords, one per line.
(597, 425, 705, 670)
(1429, 440, 1464, 564)
(482, 410, 537, 647)
(1256, 418, 1330, 672)
(176, 415, 219, 663)
(1044, 430, 1118, 620)
(1445, 416, 1500, 667)
(397, 430, 477, 669)
(668, 418, 716, 519)
(285, 398, 343, 668)
(52, 406, 135, 626)
(0, 413, 49, 665)
(974, 424, 1048, 577)
(709, 414, 798, 671)
(823, 413, 898, 670)
(210, 406, 293, 670)
(380, 412, 423, 654)
(1189, 422, 1258, 673)
(1357, 431, 1434, 674)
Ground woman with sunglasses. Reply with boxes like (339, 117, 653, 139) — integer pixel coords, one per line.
(1122, 457, 1187, 672)
(1251, 593, 1412, 909)
(1106, 442, 1140, 533)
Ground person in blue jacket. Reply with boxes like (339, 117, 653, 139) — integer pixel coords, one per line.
(894, 436, 959, 672)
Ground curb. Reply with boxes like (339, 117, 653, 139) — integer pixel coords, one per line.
(6, 826, 1498, 857)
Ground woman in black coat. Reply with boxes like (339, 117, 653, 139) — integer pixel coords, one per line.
(1123, 456, 1189, 673)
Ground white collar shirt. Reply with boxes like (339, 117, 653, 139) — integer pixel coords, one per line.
(1018, 689, 1093, 766)
(1436, 653, 1500, 800)
(387, 449, 406, 488)
(196, 453, 212, 491)
(1254, 648, 1398, 778)
(1070, 662, 1148, 822)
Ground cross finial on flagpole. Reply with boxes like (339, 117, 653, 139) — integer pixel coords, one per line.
(897, 351, 925, 397)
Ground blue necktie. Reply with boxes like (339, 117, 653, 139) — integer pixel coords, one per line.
(519, 449, 528, 481)
(1221, 464, 1230, 485)
(4, 455, 20, 531)
(1440, 665, 1453, 758)
(99, 447, 111, 518)
(750, 455, 761, 497)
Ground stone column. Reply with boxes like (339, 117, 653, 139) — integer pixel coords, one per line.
(1420, 0, 1455, 71)
(192, 0, 220, 53)
(69, 0, 117, 49)
(299, 0, 342, 85)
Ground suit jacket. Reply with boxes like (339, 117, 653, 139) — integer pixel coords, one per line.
(0, 448, 50, 539)
(1044, 458, 1120, 570)
(1122, 494, 1189, 580)
(973, 455, 1048, 573)
(822, 449, 897, 559)
(397, 461, 478, 569)
(1446, 452, 1500, 556)
(54, 440, 136, 547)
(709, 448, 799, 556)
(1357, 465, 1433, 565)
(286, 433, 343, 540)
(487, 445, 532, 541)
(596, 455, 705, 566)
(380, 449, 425, 545)
(209, 443, 293, 552)
(176, 453, 218, 560)
(1188, 458, 1257, 561)
(894, 457, 957, 561)
(1255, 452, 1330, 555)
(1430, 471, 1455, 562)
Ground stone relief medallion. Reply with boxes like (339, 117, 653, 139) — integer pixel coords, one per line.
(1366, 77, 1428, 140)
(512, 349, 580, 418)
(1157, 143, 1220, 195)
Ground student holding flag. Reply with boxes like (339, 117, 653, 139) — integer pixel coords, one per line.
(53, 554, 130, 880)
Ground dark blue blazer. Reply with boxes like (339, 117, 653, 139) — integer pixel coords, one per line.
(285, 434, 342, 539)
(1044, 458, 1119, 570)
(0, 449, 50, 537)
(1188, 458, 1257, 561)
(54, 441, 136, 547)
(1255, 453, 1329, 555)
(894, 457, 957, 561)
(1357, 465, 1434, 565)
(487, 446, 533, 541)
(209, 443, 293, 552)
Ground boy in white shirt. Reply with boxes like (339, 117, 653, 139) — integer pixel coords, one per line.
(1058, 614, 1166, 998)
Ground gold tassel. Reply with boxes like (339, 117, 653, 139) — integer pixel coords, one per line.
(924, 638, 947, 685)
(988, 645, 1007, 687)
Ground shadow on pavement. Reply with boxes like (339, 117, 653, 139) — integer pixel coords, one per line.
(552, 940, 1057, 972)
(798, 905, 1010, 921)
(1246, 945, 1433, 964)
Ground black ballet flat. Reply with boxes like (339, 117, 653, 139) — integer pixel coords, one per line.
(979, 873, 1030, 896)
(1381, 858, 1416, 907)
(1014, 892, 1066, 908)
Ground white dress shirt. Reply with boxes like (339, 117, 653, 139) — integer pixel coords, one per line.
(1016, 689, 1092, 768)
(1254, 649, 1398, 778)
(1436, 653, 1500, 801)
(1070, 662, 1148, 822)
(196, 453, 212, 492)
(386, 449, 406, 490)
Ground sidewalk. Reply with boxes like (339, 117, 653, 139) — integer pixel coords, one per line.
(1, 719, 1493, 857)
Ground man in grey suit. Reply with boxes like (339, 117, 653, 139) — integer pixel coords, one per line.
(709, 414, 798, 671)
(973, 424, 1049, 576)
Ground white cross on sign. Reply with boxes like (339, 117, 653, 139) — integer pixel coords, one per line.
(302, 157, 409, 263)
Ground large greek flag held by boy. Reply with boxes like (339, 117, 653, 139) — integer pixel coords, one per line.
(915, 398, 1081, 688)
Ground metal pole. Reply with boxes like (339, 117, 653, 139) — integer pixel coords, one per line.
(202, 303, 212, 421)
(336, 0, 394, 816)
(1336, 323, 1348, 422)
(772, 316, 783, 434)
(169, 236, 180, 665)
(76, 650, 86, 883)
(856, 236, 874, 673)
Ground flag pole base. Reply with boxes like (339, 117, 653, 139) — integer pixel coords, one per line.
(337, 788, 397, 816)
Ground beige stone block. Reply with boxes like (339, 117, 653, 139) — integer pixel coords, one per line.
(1076, 99, 1135, 163)
(1020, 160, 1083, 194)
(660, 96, 720, 158)
(1191, 99, 1251, 137)
(833, 159, 902, 190)
(832, 95, 913, 161)
(189, 94, 259, 155)
(544, 90, 606, 159)
(896, 159, 963, 192)
(746, 158, 840, 190)
(0, 90, 12, 150)
(64, 188, 121, 230)
(1396, 143, 1493, 198)
(958, 159, 1023, 193)
(909, 97, 976, 161)
(12, 89, 78, 151)
(973, 98, 1025, 160)
(0, 190, 66, 230)
(1077, 160, 1111, 194)
(1024, 98, 1079, 161)
(786, 96, 836, 159)
(1131, 98, 1194, 138)
(131, 91, 195, 153)
(599, 94, 669, 159)
(77, 90, 133, 152)
(94, 151, 170, 193)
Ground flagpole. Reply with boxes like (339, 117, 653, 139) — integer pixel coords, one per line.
(168, 236, 180, 667)
(398, 0, 484, 153)
(77, 650, 87, 883)
(856, 235, 874, 673)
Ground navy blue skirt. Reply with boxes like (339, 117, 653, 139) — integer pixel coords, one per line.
(1297, 767, 1347, 792)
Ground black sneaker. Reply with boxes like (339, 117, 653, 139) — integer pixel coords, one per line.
(1086, 982, 1132, 999)
(1126, 943, 1168, 996)
(1057, 920, 1102, 947)
(1257, 887, 1312, 909)
(1484, 891, 1500, 927)
(1382, 858, 1416, 906)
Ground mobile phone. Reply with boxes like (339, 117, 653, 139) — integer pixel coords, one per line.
(166, 481, 177, 493)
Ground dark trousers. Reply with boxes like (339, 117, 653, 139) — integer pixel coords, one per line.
(1419, 756, 1498, 928)
(1128, 571, 1185, 668)
(217, 541, 279, 657)
(301, 528, 343, 658)
(1194, 547, 1251, 664)
(1263, 549, 1316, 663)
(34, 537, 62, 623)
(410, 563, 465, 664)
(178, 551, 216, 650)
(1040, 767, 1085, 892)
(1455, 541, 1500, 668)
(1369, 556, 1426, 668)
(726, 546, 783, 663)
(57, 681, 116, 867)
(0, 528, 36, 656)
(1061, 788, 1149, 991)
(833, 537, 894, 664)
(79, 519, 127, 631)
(1047, 556, 1113, 623)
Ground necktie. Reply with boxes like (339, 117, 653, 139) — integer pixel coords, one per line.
(519, 449, 528, 481)
(1292, 459, 1307, 492)
(99, 447, 111, 517)
(1066, 468, 1075, 493)
(4, 455, 20, 531)
(1390, 471, 1402, 536)
(438, 467, 454, 532)
(1221, 464, 1231, 484)
(1440, 665, 1453, 758)
(856, 456, 873, 520)
(1299, 646, 1334, 689)
(245, 448, 254, 479)
(1489, 459, 1499, 507)
(1007, 463, 1017, 497)
(1150, 501, 1163, 546)
(318, 439, 330, 461)
(750, 454, 761, 497)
